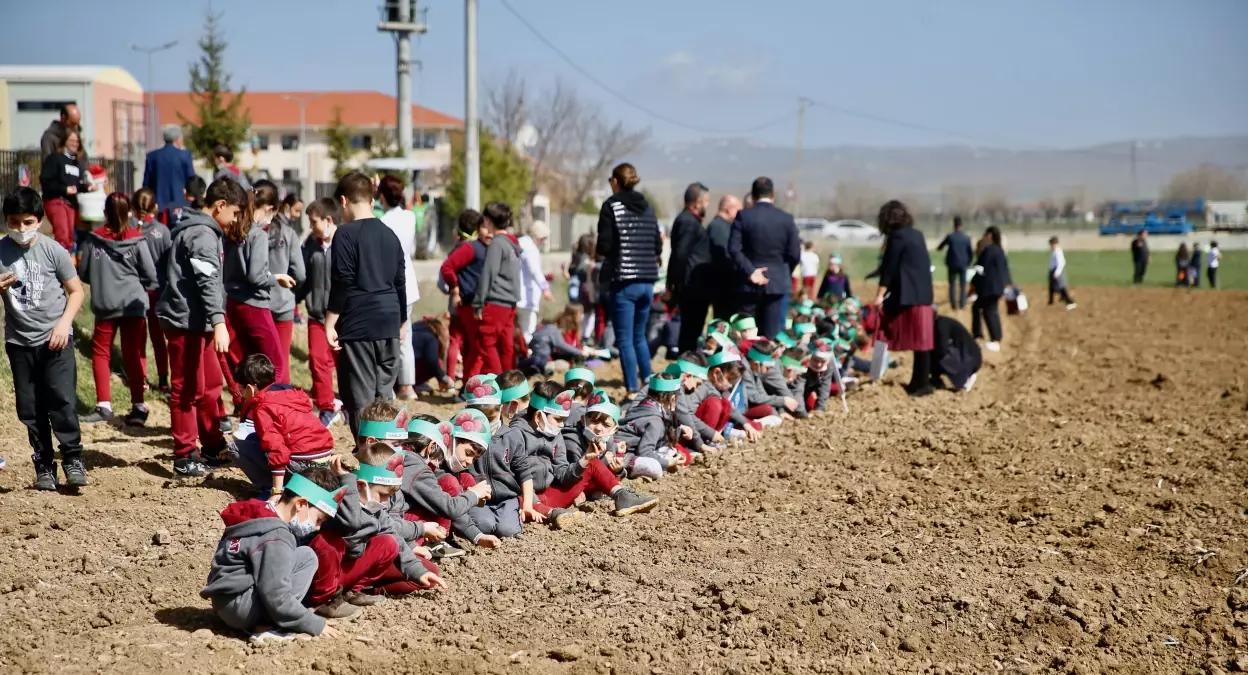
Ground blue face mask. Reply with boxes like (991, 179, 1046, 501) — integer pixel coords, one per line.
(288, 511, 318, 540)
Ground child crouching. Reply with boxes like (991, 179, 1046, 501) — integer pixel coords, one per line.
(399, 413, 499, 555)
(615, 374, 692, 479)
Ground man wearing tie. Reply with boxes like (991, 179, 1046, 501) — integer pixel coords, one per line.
(727, 177, 800, 338)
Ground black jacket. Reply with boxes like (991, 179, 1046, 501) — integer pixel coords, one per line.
(877, 227, 934, 312)
(596, 189, 662, 286)
(667, 208, 712, 299)
(936, 230, 973, 271)
(933, 315, 981, 388)
(40, 152, 92, 203)
(1131, 238, 1149, 264)
(327, 218, 407, 342)
(727, 201, 801, 296)
(974, 243, 1012, 297)
(706, 215, 734, 279)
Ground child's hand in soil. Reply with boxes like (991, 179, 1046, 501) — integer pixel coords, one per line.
(711, 431, 724, 444)
(744, 425, 761, 442)
(320, 621, 341, 638)
(419, 572, 447, 590)
(521, 506, 546, 524)
(783, 397, 799, 412)
(422, 523, 447, 542)
(476, 535, 501, 549)
(412, 545, 433, 560)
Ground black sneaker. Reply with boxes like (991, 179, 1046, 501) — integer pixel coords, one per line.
(612, 487, 659, 517)
(63, 458, 88, 488)
(79, 406, 115, 425)
(34, 464, 58, 491)
(173, 457, 208, 478)
(908, 384, 935, 398)
(428, 541, 466, 560)
(156, 376, 169, 394)
(123, 407, 149, 427)
(199, 447, 231, 469)
(218, 417, 234, 435)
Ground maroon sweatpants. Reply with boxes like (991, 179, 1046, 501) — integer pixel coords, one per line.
(695, 397, 732, 433)
(226, 299, 288, 384)
(165, 327, 225, 458)
(144, 291, 168, 382)
(45, 197, 76, 252)
(274, 319, 294, 385)
(534, 458, 619, 514)
(91, 316, 146, 405)
(371, 557, 441, 597)
(455, 304, 483, 379)
(478, 303, 516, 374)
(447, 312, 465, 382)
(307, 319, 338, 411)
(307, 530, 399, 606)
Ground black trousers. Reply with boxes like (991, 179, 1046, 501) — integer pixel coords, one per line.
(676, 293, 711, 355)
(971, 294, 1002, 342)
(6, 343, 83, 467)
(1208, 267, 1218, 288)
(738, 293, 787, 338)
(337, 338, 399, 436)
(947, 268, 967, 309)
(909, 350, 932, 390)
(711, 292, 737, 322)
(1132, 261, 1147, 284)
(1048, 274, 1074, 305)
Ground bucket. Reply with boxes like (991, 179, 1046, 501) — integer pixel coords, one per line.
(78, 190, 106, 223)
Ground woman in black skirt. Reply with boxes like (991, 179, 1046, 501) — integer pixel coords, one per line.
(971, 226, 1012, 352)
(872, 200, 936, 397)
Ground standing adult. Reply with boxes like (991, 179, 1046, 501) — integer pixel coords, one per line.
(378, 176, 420, 399)
(873, 200, 936, 397)
(516, 220, 554, 344)
(727, 177, 800, 338)
(668, 182, 713, 354)
(212, 145, 251, 191)
(935, 215, 973, 309)
(40, 104, 90, 174)
(596, 163, 662, 395)
(706, 194, 742, 320)
(325, 172, 406, 435)
(971, 226, 1012, 353)
(1130, 230, 1149, 284)
(142, 125, 197, 212)
(40, 130, 95, 252)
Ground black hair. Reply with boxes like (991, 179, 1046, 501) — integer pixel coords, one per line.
(204, 177, 249, 207)
(677, 351, 708, 367)
(305, 197, 342, 223)
(526, 380, 564, 420)
(985, 226, 1002, 246)
(252, 179, 281, 209)
(280, 466, 339, 503)
(335, 172, 374, 205)
(282, 193, 302, 209)
(458, 209, 484, 237)
(877, 200, 914, 234)
(3, 187, 45, 221)
(483, 202, 512, 230)
(1049, 236, 1059, 245)
(379, 175, 405, 209)
(751, 339, 779, 356)
(683, 182, 708, 207)
(785, 346, 808, 363)
(953, 216, 963, 229)
(235, 353, 276, 390)
(185, 175, 208, 209)
(212, 144, 234, 163)
(750, 176, 774, 201)
(405, 412, 441, 452)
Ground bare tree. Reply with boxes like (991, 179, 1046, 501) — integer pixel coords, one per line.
(1163, 164, 1246, 201)
(484, 67, 528, 149)
(832, 179, 884, 219)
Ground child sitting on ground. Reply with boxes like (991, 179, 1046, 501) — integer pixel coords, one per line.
(519, 307, 591, 376)
(233, 354, 337, 497)
(615, 374, 691, 479)
(464, 406, 525, 538)
(729, 313, 760, 351)
(562, 367, 596, 427)
(665, 353, 716, 454)
(705, 348, 761, 442)
(742, 340, 799, 426)
(497, 370, 531, 423)
(400, 414, 498, 557)
(463, 375, 504, 433)
(780, 347, 810, 412)
(201, 467, 343, 641)
(818, 255, 852, 302)
(804, 339, 837, 413)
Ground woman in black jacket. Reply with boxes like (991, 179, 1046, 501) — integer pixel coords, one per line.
(40, 130, 94, 252)
(595, 163, 662, 395)
(971, 226, 1012, 352)
(872, 200, 936, 397)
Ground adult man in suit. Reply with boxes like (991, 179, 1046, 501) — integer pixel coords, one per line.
(935, 215, 974, 309)
(667, 182, 713, 354)
(706, 194, 742, 320)
(727, 177, 800, 338)
(143, 125, 197, 211)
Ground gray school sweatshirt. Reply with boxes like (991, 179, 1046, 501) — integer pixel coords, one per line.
(743, 367, 787, 409)
(299, 237, 332, 323)
(267, 221, 306, 321)
(156, 209, 227, 332)
(330, 473, 426, 582)
(139, 218, 172, 286)
(399, 452, 484, 544)
(512, 417, 584, 491)
(77, 230, 158, 320)
(679, 382, 720, 444)
(473, 232, 522, 312)
(224, 225, 275, 308)
(615, 399, 676, 469)
(472, 417, 535, 503)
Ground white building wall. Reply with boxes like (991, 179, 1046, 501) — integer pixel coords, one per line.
(236, 126, 452, 185)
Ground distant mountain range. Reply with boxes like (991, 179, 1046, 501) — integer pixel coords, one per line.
(632, 135, 1248, 211)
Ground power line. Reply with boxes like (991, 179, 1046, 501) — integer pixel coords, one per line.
(495, 0, 797, 135)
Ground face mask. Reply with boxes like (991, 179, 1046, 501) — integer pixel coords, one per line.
(582, 426, 613, 447)
(446, 449, 468, 473)
(536, 414, 560, 439)
(361, 485, 385, 513)
(490, 419, 502, 434)
(288, 510, 318, 540)
(8, 230, 36, 246)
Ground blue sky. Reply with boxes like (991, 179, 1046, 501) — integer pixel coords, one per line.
(2, 0, 1245, 149)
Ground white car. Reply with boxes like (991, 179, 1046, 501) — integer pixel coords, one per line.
(823, 219, 883, 242)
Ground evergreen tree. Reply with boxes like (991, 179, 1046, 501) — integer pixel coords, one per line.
(444, 123, 532, 219)
(325, 106, 355, 180)
(180, 9, 251, 169)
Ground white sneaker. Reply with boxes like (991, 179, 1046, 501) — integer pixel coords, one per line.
(1066, 303, 1077, 311)
(249, 629, 309, 645)
(728, 429, 747, 441)
(758, 415, 784, 428)
(984, 342, 1001, 352)
(963, 372, 978, 392)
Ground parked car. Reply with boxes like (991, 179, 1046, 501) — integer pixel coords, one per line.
(825, 219, 883, 241)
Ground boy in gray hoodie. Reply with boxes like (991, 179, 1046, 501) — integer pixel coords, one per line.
(200, 467, 342, 641)
(267, 211, 306, 380)
(473, 202, 523, 374)
(615, 374, 691, 479)
(399, 414, 499, 554)
(156, 178, 243, 478)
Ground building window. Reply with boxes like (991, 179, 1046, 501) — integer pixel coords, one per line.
(253, 135, 270, 151)
(349, 134, 372, 150)
(16, 100, 76, 112)
(281, 135, 300, 150)
(282, 169, 300, 181)
(411, 131, 440, 150)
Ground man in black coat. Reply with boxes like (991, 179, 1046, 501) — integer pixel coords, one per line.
(1131, 231, 1149, 284)
(706, 194, 742, 320)
(727, 177, 800, 338)
(936, 216, 973, 309)
(39, 104, 90, 175)
(667, 182, 712, 354)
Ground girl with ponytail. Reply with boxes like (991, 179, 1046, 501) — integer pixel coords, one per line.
(77, 192, 160, 426)
(133, 187, 172, 391)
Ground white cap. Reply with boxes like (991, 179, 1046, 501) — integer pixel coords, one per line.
(530, 220, 550, 240)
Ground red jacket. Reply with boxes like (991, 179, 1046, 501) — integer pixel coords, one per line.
(221, 498, 278, 526)
(240, 384, 336, 475)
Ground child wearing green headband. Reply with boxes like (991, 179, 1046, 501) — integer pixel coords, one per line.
(804, 338, 838, 413)
(497, 370, 531, 424)
(202, 466, 345, 639)
(355, 400, 407, 452)
(399, 413, 499, 556)
(615, 373, 690, 479)
(463, 374, 504, 433)
(664, 352, 721, 453)
(561, 367, 596, 428)
(742, 339, 799, 427)
(704, 347, 761, 443)
(779, 347, 811, 419)
(729, 313, 759, 343)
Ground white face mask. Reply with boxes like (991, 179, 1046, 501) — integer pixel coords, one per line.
(582, 426, 613, 446)
(445, 448, 468, 473)
(8, 230, 36, 246)
(361, 485, 385, 513)
(288, 508, 318, 540)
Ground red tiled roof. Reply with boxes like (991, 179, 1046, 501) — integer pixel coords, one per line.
(153, 91, 462, 129)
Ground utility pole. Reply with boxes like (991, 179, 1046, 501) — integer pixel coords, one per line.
(378, 0, 427, 187)
(792, 97, 811, 217)
(282, 94, 322, 215)
(465, 0, 481, 210)
(130, 40, 178, 152)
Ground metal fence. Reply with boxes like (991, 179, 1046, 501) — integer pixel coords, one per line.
(0, 149, 137, 198)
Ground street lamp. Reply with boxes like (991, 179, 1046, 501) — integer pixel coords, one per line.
(282, 94, 324, 209)
(130, 40, 178, 151)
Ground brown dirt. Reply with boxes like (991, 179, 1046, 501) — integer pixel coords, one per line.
(2, 287, 1247, 674)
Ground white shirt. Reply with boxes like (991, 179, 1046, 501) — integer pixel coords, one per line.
(800, 250, 821, 279)
(1049, 247, 1065, 277)
(517, 235, 549, 311)
(381, 207, 419, 305)
(1209, 246, 1221, 269)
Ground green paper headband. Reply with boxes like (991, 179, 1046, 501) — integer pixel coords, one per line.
(353, 463, 401, 486)
(530, 390, 575, 417)
(781, 355, 808, 372)
(452, 409, 493, 448)
(829, 255, 843, 265)
(796, 305, 813, 317)
(785, 318, 793, 330)
(707, 349, 741, 367)
(500, 381, 531, 404)
(747, 347, 776, 365)
(286, 473, 340, 518)
(565, 368, 596, 386)
(705, 331, 731, 349)
(775, 332, 797, 349)
(587, 401, 621, 422)
(648, 375, 681, 393)
(665, 360, 709, 380)
(731, 315, 757, 332)
(360, 417, 407, 441)
(407, 418, 447, 450)
(464, 377, 502, 405)
(794, 322, 816, 336)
